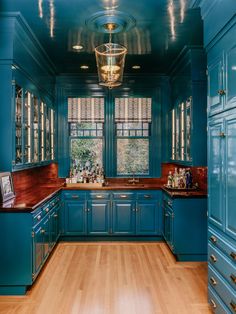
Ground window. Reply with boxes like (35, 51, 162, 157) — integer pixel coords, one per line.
(68, 98, 104, 170)
(115, 97, 152, 175)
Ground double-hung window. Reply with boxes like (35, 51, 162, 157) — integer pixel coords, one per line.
(115, 97, 152, 175)
(68, 97, 104, 169)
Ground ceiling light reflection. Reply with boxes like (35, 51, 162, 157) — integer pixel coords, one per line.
(168, 0, 176, 40)
(180, 0, 186, 23)
(49, 0, 55, 38)
(38, 0, 43, 18)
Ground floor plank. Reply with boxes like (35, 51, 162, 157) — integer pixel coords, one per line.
(0, 242, 212, 314)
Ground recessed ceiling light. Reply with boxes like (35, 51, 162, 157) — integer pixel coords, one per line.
(132, 65, 141, 69)
(72, 44, 83, 50)
(80, 65, 89, 69)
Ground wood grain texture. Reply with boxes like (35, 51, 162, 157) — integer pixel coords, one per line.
(0, 242, 211, 314)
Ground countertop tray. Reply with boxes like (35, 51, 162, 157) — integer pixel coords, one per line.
(163, 184, 198, 191)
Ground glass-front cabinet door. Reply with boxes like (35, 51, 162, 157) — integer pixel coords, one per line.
(15, 85, 23, 166)
(33, 95, 39, 163)
(13, 83, 55, 170)
(171, 97, 192, 163)
(24, 91, 32, 164)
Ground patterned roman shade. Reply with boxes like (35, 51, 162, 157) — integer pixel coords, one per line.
(115, 98, 152, 122)
(68, 98, 104, 122)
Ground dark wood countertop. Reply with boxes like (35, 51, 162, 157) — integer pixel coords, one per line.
(0, 183, 207, 213)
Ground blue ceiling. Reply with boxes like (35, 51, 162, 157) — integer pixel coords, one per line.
(1, 0, 203, 74)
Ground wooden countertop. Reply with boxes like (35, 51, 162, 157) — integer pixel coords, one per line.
(0, 183, 207, 213)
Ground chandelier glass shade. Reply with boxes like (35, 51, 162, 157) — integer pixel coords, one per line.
(95, 42, 127, 88)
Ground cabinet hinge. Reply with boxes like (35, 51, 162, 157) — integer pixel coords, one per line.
(206, 69, 208, 76)
(32, 273, 36, 281)
(31, 231, 35, 238)
(12, 79, 16, 86)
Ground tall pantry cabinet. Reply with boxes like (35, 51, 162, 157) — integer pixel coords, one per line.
(207, 14, 236, 313)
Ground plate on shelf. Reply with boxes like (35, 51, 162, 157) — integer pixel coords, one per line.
(163, 184, 198, 191)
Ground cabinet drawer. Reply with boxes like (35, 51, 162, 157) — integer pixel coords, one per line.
(63, 191, 86, 200)
(208, 286, 231, 314)
(209, 227, 236, 264)
(208, 265, 236, 313)
(88, 192, 110, 200)
(113, 192, 135, 200)
(208, 243, 236, 291)
(50, 195, 60, 208)
(137, 191, 159, 200)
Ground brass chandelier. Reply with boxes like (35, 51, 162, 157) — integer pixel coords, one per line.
(95, 23, 127, 88)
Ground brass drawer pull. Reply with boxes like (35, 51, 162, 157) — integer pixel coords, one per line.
(230, 301, 236, 312)
(72, 195, 79, 199)
(144, 195, 151, 198)
(210, 277, 217, 286)
(40, 229, 45, 234)
(219, 132, 225, 138)
(53, 214, 58, 218)
(210, 254, 217, 263)
(37, 215, 41, 221)
(210, 236, 217, 244)
(45, 207, 49, 213)
(230, 274, 236, 284)
(210, 299, 216, 309)
(95, 195, 103, 198)
(120, 195, 128, 198)
(230, 252, 236, 261)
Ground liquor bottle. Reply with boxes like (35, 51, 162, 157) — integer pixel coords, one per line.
(167, 171, 173, 187)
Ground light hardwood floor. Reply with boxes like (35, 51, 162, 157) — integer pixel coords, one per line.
(0, 242, 212, 314)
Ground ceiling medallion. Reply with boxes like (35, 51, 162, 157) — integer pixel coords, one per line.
(86, 10, 136, 34)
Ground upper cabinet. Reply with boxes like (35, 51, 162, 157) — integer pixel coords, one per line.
(0, 14, 56, 172)
(170, 47, 207, 166)
(13, 83, 55, 170)
(207, 20, 236, 116)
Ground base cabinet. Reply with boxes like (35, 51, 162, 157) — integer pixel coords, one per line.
(62, 190, 162, 237)
(0, 193, 61, 295)
(162, 192, 207, 261)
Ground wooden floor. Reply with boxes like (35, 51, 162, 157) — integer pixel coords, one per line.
(0, 242, 212, 314)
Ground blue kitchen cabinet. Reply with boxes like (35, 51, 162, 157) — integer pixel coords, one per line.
(112, 200, 136, 235)
(208, 110, 236, 241)
(136, 191, 162, 235)
(207, 55, 224, 116)
(64, 201, 87, 235)
(162, 191, 207, 261)
(87, 200, 110, 235)
(207, 22, 236, 117)
(50, 203, 60, 247)
(208, 116, 225, 231)
(170, 47, 207, 166)
(0, 192, 61, 295)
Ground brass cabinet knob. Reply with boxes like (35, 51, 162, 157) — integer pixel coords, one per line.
(219, 132, 225, 138)
(218, 89, 226, 96)
(210, 236, 217, 244)
(40, 229, 45, 234)
(230, 301, 236, 312)
(37, 215, 41, 221)
(230, 252, 236, 261)
(53, 214, 58, 218)
(230, 274, 236, 284)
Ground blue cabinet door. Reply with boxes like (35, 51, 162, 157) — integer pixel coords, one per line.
(112, 201, 136, 235)
(225, 113, 236, 240)
(208, 117, 225, 230)
(50, 205, 60, 247)
(208, 54, 224, 115)
(32, 224, 44, 279)
(136, 201, 158, 235)
(64, 201, 87, 235)
(87, 201, 110, 235)
(226, 44, 236, 109)
(163, 205, 174, 250)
